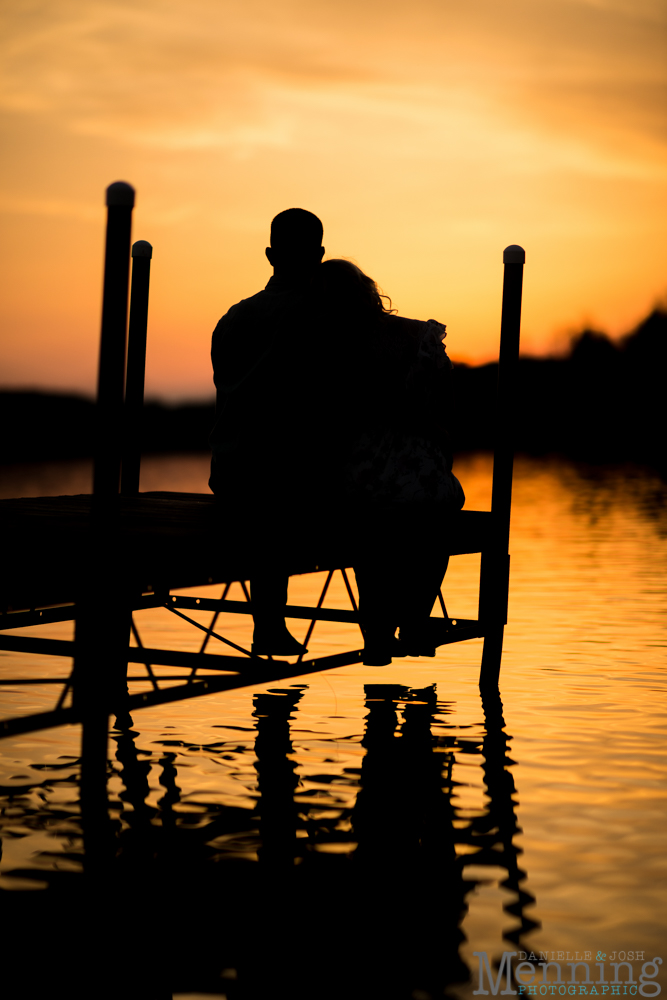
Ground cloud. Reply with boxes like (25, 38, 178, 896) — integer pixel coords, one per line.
(0, 0, 664, 167)
(0, 192, 101, 221)
(0, 0, 665, 388)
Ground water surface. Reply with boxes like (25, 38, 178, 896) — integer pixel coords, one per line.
(1, 453, 665, 999)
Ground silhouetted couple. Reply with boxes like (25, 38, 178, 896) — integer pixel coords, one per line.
(209, 209, 464, 665)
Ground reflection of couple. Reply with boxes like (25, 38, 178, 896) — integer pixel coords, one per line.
(209, 208, 464, 665)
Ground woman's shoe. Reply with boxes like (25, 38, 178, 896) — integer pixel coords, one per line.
(362, 635, 403, 666)
(398, 619, 449, 657)
(397, 638, 436, 657)
(362, 643, 394, 666)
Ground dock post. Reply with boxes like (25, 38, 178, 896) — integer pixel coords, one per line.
(93, 182, 135, 499)
(121, 240, 153, 495)
(75, 182, 135, 872)
(479, 245, 524, 690)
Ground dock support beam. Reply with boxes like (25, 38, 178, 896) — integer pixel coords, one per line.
(76, 181, 135, 871)
(479, 245, 524, 690)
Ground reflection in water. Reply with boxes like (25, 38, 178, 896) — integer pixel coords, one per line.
(252, 688, 304, 868)
(350, 684, 471, 996)
(344, 684, 538, 997)
(0, 683, 536, 998)
(117, 686, 533, 997)
(479, 691, 539, 947)
(111, 729, 182, 865)
(4, 454, 664, 995)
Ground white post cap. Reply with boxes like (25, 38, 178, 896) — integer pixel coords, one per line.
(132, 240, 153, 258)
(503, 245, 525, 264)
(106, 181, 135, 207)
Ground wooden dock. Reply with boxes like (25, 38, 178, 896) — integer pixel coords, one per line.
(0, 181, 524, 747)
(1, 490, 493, 738)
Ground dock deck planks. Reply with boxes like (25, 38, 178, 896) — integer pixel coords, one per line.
(1, 491, 493, 614)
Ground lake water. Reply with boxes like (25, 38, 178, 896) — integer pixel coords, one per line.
(0, 453, 665, 1000)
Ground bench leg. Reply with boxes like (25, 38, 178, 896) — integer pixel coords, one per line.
(480, 625, 504, 689)
(75, 600, 112, 876)
(80, 704, 111, 875)
(74, 587, 131, 872)
(478, 550, 510, 690)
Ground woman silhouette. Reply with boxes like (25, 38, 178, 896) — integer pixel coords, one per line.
(317, 259, 465, 665)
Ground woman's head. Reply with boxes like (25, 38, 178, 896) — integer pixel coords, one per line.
(318, 259, 394, 316)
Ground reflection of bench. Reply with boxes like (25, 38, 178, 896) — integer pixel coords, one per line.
(0, 182, 524, 744)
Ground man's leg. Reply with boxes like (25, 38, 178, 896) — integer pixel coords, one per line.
(250, 570, 308, 655)
(352, 507, 402, 665)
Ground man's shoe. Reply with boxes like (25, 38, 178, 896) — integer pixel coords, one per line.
(252, 624, 308, 656)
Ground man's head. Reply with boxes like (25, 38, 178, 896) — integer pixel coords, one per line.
(266, 208, 324, 275)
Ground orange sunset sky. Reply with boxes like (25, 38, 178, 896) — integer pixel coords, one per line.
(1, 0, 666, 400)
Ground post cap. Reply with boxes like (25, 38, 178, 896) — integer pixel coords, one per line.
(503, 245, 525, 264)
(106, 181, 135, 207)
(132, 240, 153, 258)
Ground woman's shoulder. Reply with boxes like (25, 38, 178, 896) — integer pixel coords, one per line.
(382, 314, 423, 337)
(383, 314, 451, 369)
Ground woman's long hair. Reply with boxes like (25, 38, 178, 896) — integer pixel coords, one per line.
(318, 259, 396, 318)
(316, 259, 410, 435)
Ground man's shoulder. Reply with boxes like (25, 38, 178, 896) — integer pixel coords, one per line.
(215, 288, 271, 328)
(234, 287, 274, 311)
(213, 279, 306, 340)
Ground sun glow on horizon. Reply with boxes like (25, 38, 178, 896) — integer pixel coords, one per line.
(1, 0, 665, 399)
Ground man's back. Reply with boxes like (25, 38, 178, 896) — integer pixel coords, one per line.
(209, 274, 319, 499)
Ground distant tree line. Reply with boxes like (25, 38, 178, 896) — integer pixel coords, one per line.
(1, 308, 665, 471)
(450, 308, 666, 469)
(0, 395, 216, 464)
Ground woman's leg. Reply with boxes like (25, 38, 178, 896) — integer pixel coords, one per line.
(395, 508, 451, 654)
(353, 504, 451, 657)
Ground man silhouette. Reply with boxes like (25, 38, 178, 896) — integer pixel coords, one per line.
(209, 209, 325, 654)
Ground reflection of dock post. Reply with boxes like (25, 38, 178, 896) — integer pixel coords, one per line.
(75, 181, 135, 869)
(480, 687, 539, 945)
(480, 245, 524, 690)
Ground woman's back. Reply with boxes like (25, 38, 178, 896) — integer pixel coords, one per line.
(316, 260, 461, 508)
